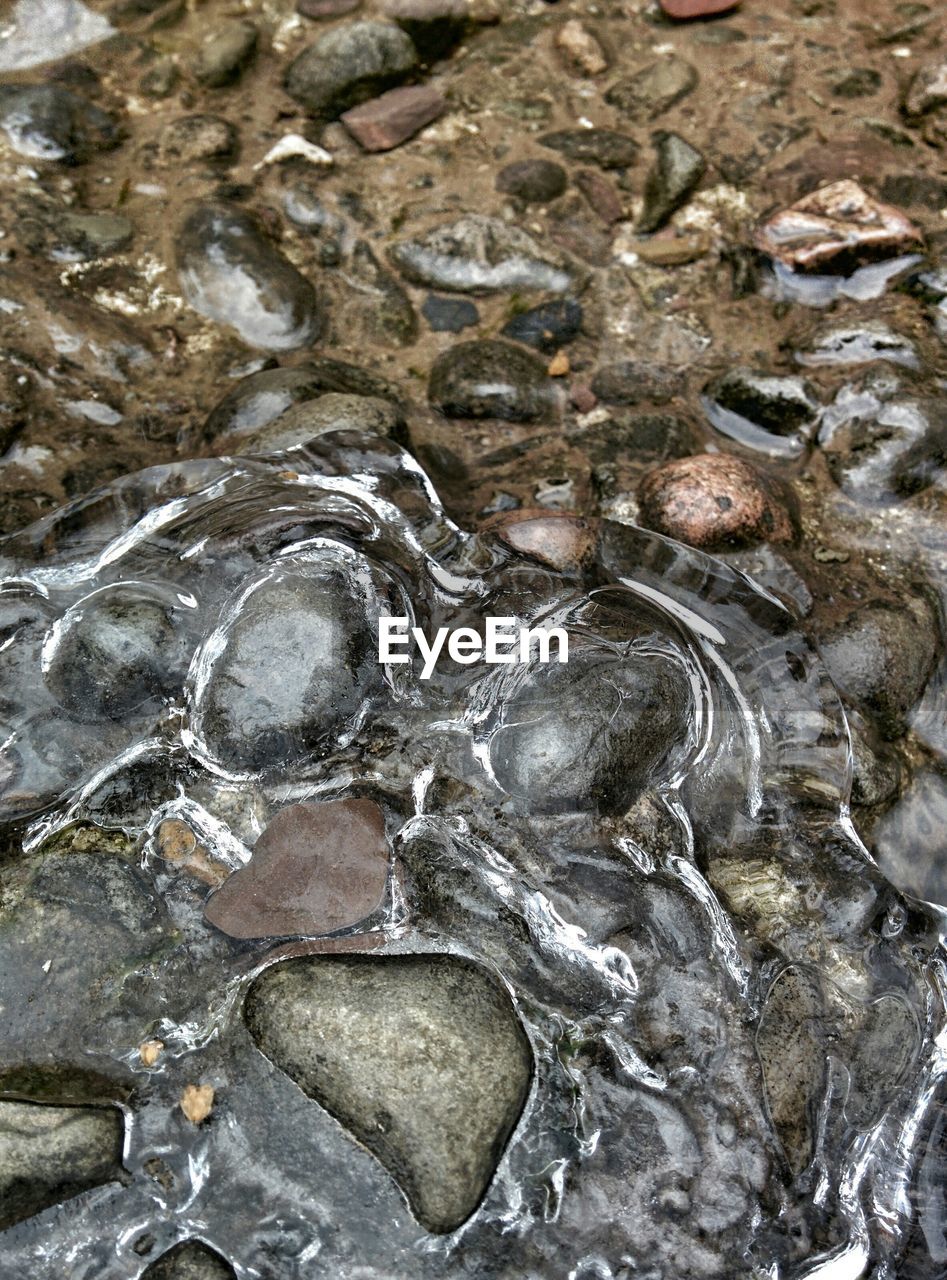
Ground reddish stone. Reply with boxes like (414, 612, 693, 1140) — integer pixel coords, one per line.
(638, 454, 794, 551)
(484, 509, 599, 572)
(570, 382, 597, 414)
(660, 0, 740, 17)
(755, 179, 923, 275)
(575, 168, 624, 225)
(340, 85, 446, 153)
(204, 799, 390, 940)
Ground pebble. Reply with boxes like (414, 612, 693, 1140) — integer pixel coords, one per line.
(638, 453, 795, 549)
(138, 1039, 164, 1067)
(495, 157, 568, 203)
(830, 67, 881, 99)
(204, 799, 389, 939)
(422, 293, 479, 331)
(192, 19, 257, 88)
(901, 59, 947, 119)
(631, 232, 709, 265)
(284, 20, 418, 118)
(487, 509, 597, 572)
(388, 213, 575, 294)
(158, 114, 237, 166)
(501, 298, 582, 352)
(340, 84, 445, 152)
(539, 127, 638, 170)
(754, 179, 923, 274)
(297, 0, 360, 16)
(142, 1242, 236, 1280)
(815, 599, 938, 739)
(604, 56, 698, 122)
(0, 83, 117, 163)
(241, 392, 402, 452)
(591, 361, 684, 406)
(383, 0, 469, 61)
(175, 202, 324, 352)
(574, 168, 624, 224)
(204, 366, 334, 440)
(555, 19, 607, 77)
(0, 1099, 125, 1230)
(24, 205, 133, 260)
(637, 131, 706, 233)
(179, 1083, 214, 1125)
(244, 953, 532, 1233)
(660, 0, 740, 15)
(429, 338, 555, 421)
(490, 649, 690, 814)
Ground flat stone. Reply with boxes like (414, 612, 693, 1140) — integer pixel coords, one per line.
(205, 799, 389, 939)
(241, 392, 402, 452)
(341, 84, 445, 152)
(0, 1099, 125, 1230)
(284, 21, 418, 119)
(496, 158, 568, 203)
(591, 360, 684, 406)
(501, 298, 582, 352)
(422, 293, 479, 332)
(142, 1241, 236, 1280)
(192, 20, 257, 89)
(638, 131, 706, 233)
(429, 339, 554, 421)
(660, 0, 739, 16)
(539, 127, 638, 170)
(605, 56, 698, 122)
(158, 114, 237, 165)
(638, 453, 795, 549)
(298, 0, 360, 16)
(244, 953, 533, 1233)
(388, 213, 575, 294)
(755, 179, 923, 275)
(486, 509, 598, 572)
(575, 168, 624, 224)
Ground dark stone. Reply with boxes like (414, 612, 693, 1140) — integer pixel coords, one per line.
(429, 339, 555, 421)
(816, 600, 938, 739)
(638, 131, 706, 233)
(241, 393, 402, 452)
(495, 158, 568, 203)
(539, 127, 639, 170)
(0, 84, 118, 164)
(702, 368, 820, 447)
(383, 0, 469, 61)
(880, 173, 947, 210)
(284, 21, 418, 118)
(501, 298, 582, 352)
(175, 202, 324, 352)
(830, 67, 882, 98)
(591, 361, 684, 406)
(421, 294, 479, 332)
(489, 650, 690, 814)
(204, 366, 333, 440)
(193, 565, 380, 775)
(205, 799, 390, 939)
(0, 1100, 125, 1230)
(244, 953, 533, 1233)
(44, 585, 190, 723)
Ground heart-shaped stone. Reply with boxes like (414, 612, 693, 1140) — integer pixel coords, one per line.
(244, 953, 533, 1233)
(203, 799, 389, 940)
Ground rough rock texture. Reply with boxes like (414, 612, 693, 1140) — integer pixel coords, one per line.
(244, 953, 533, 1233)
(284, 21, 418, 118)
(142, 1241, 236, 1280)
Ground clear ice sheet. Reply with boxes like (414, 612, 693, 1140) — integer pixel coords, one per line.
(0, 429, 943, 1279)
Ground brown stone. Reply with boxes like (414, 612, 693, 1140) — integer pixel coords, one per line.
(555, 19, 607, 77)
(570, 382, 597, 414)
(485, 509, 598, 572)
(179, 1084, 214, 1125)
(755, 179, 923, 275)
(637, 454, 794, 550)
(297, 0, 360, 17)
(574, 168, 624, 224)
(340, 85, 445, 152)
(660, 0, 740, 16)
(203, 799, 390, 940)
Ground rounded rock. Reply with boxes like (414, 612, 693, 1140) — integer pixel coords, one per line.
(638, 453, 795, 550)
(158, 115, 237, 166)
(429, 339, 555, 422)
(495, 158, 568, 204)
(284, 21, 418, 119)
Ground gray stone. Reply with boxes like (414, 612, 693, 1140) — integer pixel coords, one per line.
(158, 114, 237, 165)
(638, 131, 706, 233)
(204, 366, 337, 441)
(284, 21, 418, 118)
(192, 20, 258, 88)
(421, 294, 479, 332)
(338, 240, 418, 347)
(489, 650, 690, 814)
(495, 158, 568, 204)
(429, 339, 554, 421)
(244, 953, 533, 1233)
(242, 393, 402, 452)
(176, 202, 324, 352)
(0, 83, 118, 163)
(539, 127, 639, 170)
(0, 1099, 125, 1230)
(388, 213, 575, 294)
(605, 56, 698, 122)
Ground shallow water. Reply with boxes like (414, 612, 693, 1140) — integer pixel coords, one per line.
(0, 429, 943, 1279)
